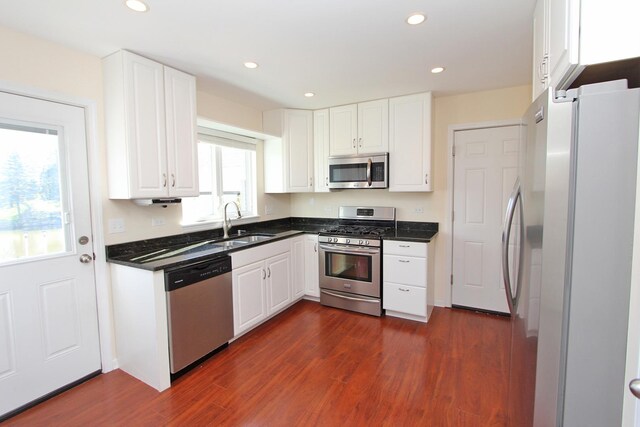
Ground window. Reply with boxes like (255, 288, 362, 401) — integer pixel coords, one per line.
(182, 128, 257, 224)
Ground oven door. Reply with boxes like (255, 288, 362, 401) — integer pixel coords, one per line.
(319, 243, 381, 298)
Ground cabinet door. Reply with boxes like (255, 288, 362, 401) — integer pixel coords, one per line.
(164, 66, 199, 197)
(357, 99, 389, 154)
(389, 92, 432, 192)
(547, 0, 579, 88)
(232, 261, 267, 336)
(532, 0, 549, 101)
(313, 109, 330, 192)
(266, 252, 292, 314)
(286, 110, 314, 192)
(292, 237, 306, 299)
(383, 283, 427, 317)
(123, 52, 168, 198)
(329, 104, 358, 156)
(304, 235, 320, 297)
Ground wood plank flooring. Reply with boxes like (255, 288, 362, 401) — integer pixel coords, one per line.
(2, 301, 511, 426)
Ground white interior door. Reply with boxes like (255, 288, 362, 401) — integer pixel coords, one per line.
(0, 91, 101, 419)
(452, 125, 521, 313)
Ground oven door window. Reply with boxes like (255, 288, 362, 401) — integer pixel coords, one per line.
(325, 251, 372, 282)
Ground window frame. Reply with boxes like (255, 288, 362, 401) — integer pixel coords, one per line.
(181, 127, 258, 227)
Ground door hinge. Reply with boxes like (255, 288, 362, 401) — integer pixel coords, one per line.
(93, 252, 96, 260)
(450, 274, 453, 285)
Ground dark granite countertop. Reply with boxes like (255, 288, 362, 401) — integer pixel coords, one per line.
(106, 217, 438, 271)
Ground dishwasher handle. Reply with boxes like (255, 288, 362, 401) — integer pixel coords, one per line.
(165, 256, 232, 291)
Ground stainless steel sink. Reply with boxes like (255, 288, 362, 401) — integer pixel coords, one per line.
(209, 233, 274, 249)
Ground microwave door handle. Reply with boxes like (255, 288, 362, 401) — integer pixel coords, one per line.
(367, 158, 372, 186)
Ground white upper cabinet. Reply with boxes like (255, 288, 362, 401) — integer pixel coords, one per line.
(313, 109, 330, 192)
(103, 50, 198, 199)
(263, 109, 314, 193)
(532, 0, 640, 100)
(329, 99, 388, 156)
(388, 92, 432, 192)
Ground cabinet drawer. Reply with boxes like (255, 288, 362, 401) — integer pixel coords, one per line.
(383, 283, 426, 317)
(384, 240, 426, 257)
(383, 255, 426, 287)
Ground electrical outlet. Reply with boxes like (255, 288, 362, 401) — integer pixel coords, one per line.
(265, 204, 273, 215)
(152, 217, 165, 226)
(415, 207, 425, 214)
(108, 218, 125, 234)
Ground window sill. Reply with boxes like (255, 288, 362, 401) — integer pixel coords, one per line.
(180, 214, 261, 232)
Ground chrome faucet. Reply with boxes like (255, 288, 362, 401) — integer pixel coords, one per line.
(223, 201, 242, 239)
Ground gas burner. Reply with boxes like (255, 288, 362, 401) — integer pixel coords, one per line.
(320, 225, 391, 237)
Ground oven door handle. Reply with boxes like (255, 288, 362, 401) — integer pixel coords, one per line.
(318, 244, 379, 255)
(321, 289, 379, 303)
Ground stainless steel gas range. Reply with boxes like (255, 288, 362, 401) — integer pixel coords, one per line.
(318, 206, 395, 316)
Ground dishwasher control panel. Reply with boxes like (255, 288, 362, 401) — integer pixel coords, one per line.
(165, 256, 232, 291)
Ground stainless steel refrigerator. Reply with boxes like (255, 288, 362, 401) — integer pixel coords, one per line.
(502, 80, 640, 426)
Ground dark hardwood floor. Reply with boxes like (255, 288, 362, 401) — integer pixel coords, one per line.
(2, 301, 511, 426)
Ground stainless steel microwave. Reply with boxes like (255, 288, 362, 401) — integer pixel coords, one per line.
(328, 153, 388, 189)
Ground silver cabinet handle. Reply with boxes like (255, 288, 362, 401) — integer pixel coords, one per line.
(352, 138, 356, 148)
(630, 379, 640, 399)
(267, 267, 271, 278)
(399, 244, 410, 248)
(314, 243, 317, 253)
(399, 288, 410, 292)
(262, 269, 266, 280)
(425, 174, 429, 184)
(398, 260, 410, 263)
(358, 137, 362, 148)
(325, 176, 328, 187)
(309, 176, 313, 187)
(171, 173, 176, 187)
(79, 254, 93, 264)
(162, 173, 167, 188)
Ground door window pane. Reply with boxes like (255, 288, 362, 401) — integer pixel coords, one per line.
(0, 123, 68, 263)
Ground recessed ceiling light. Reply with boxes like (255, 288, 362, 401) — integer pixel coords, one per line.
(244, 61, 259, 69)
(304, 92, 315, 98)
(407, 13, 426, 25)
(125, 0, 149, 12)
(431, 67, 445, 74)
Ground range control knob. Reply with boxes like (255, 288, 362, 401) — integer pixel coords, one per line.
(346, 239, 350, 244)
(358, 240, 364, 245)
(332, 237, 338, 243)
(365, 240, 370, 245)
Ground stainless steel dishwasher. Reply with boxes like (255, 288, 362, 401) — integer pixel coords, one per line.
(165, 255, 233, 375)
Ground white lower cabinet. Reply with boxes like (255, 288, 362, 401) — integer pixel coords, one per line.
(231, 239, 293, 336)
(267, 252, 292, 313)
(291, 236, 306, 299)
(383, 283, 427, 317)
(233, 261, 269, 335)
(383, 239, 434, 323)
(303, 234, 320, 298)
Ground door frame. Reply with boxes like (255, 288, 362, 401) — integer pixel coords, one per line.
(444, 119, 523, 308)
(0, 79, 115, 372)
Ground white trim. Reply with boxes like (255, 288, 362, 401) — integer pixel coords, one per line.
(0, 80, 116, 372)
(445, 118, 523, 308)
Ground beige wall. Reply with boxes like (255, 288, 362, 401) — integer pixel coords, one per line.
(0, 26, 289, 246)
(291, 85, 532, 305)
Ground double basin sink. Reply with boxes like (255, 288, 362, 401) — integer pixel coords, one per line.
(137, 233, 275, 263)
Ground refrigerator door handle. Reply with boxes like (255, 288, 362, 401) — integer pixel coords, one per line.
(502, 178, 521, 315)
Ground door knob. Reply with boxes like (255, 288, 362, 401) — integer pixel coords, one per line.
(630, 379, 640, 399)
(79, 254, 93, 264)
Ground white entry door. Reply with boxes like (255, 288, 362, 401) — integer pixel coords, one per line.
(452, 125, 521, 313)
(0, 91, 101, 418)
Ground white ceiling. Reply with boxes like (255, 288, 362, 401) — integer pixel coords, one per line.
(0, 0, 536, 110)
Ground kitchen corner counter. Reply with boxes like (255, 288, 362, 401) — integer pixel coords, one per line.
(383, 221, 438, 243)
